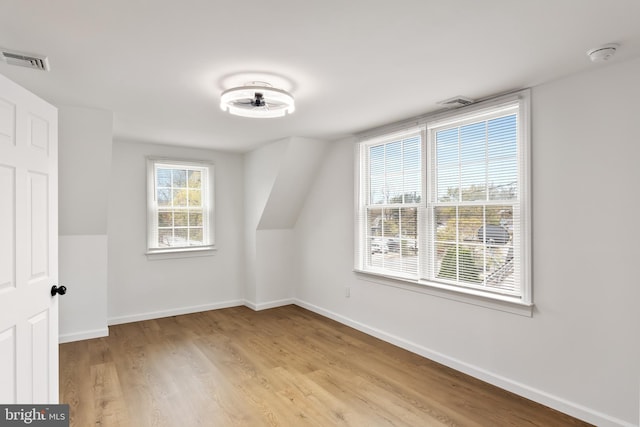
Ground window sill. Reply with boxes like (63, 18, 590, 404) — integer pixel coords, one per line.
(353, 269, 533, 317)
(146, 246, 217, 260)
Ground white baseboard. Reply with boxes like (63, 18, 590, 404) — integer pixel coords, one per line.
(108, 299, 245, 326)
(244, 298, 295, 311)
(59, 327, 109, 344)
(293, 298, 635, 427)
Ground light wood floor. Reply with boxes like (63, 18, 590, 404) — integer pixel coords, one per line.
(60, 305, 591, 426)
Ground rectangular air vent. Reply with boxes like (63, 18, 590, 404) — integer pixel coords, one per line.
(1, 49, 50, 71)
(437, 96, 475, 109)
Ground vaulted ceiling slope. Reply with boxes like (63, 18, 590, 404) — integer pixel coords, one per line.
(2, 1, 640, 152)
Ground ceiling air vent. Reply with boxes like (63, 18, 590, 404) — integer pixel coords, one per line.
(1, 49, 50, 71)
(437, 96, 474, 109)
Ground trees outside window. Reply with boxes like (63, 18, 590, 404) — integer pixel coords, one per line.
(147, 159, 214, 254)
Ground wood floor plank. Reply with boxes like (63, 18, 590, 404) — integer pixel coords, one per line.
(60, 340, 95, 427)
(90, 362, 131, 426)
(60, 305, 592, 426)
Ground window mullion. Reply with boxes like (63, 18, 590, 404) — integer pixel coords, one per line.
(482, 205, 487, 286)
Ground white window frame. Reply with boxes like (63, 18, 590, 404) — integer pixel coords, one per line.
(355, 91, 531, 315)
(146, 158, 215, 259)
(356, 127, 424, 281)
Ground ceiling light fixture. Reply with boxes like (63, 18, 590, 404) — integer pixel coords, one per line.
(220, 81, 295, 118)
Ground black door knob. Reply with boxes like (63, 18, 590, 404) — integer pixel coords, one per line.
(51, 285, 67, 296)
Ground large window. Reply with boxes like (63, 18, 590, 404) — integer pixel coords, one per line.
(147, 159, 214, 254)
(356, 93, 530, 306)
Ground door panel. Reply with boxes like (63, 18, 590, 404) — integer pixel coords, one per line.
(0, 97, 15, 146)
(0, 165, 15, 291)
(28, 172, 49, 281)
(29, 310, 50, 403)
(0, 326, 16, 402)
(0, 73, 58, 404)
(28, 114, 50, 153)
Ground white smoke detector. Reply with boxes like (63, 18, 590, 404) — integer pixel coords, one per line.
(587, 44, 619, 62)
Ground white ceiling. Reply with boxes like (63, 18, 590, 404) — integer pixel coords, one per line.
(2, 1, 640, 153)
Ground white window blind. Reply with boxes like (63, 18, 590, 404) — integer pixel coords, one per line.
(427, 105, 521, 295)
(147, 159, 214, 253)
(360, 129, 423, 277)
(356, 93, 530, 305)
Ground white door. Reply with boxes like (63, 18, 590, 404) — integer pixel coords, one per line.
(0, 73, 59, 403)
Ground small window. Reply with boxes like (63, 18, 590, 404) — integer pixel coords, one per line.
(147, 159, 214, 254)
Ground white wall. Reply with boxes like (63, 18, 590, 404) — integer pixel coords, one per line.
(243, 139, 288, 305)
(59, 107, 113, 236)
(259, 137, 330, 229)
(244, 137, 329, 309)
(255, 229, 295, 307)
(294, 58, 640, 427)
(107, 140, 245, 323)
(58, 106, 112, 342)
(58, 235, 108, 342)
